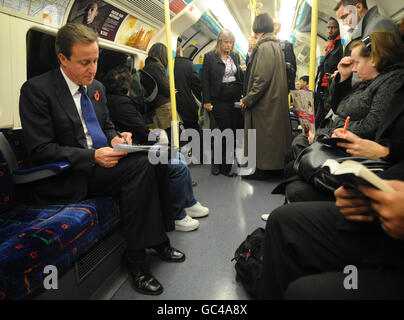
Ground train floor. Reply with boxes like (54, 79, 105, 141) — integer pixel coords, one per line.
(93, 164, 285, 300)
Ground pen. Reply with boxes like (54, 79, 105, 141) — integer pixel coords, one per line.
(343, 116, 350, 134)
(117, 131, 129, 145)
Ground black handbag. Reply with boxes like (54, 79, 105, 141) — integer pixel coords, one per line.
(294, 141, 391, 194)
(293, 141, 349, 183)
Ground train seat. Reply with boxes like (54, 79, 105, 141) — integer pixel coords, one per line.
(0, 130, 120, 300)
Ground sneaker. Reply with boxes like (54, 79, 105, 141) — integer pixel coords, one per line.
(175, 215, 200, 232)
(261, 214, 269, 221)
(185, 202, 210, 218)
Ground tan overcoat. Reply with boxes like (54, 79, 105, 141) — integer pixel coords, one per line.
(243, 34, 292, 170)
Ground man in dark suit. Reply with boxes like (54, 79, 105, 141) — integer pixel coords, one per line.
(174, 45, 202, 132)
(19, 23, 185, 296)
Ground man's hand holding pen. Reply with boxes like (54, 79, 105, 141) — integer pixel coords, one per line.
(114, 131, 132, 146)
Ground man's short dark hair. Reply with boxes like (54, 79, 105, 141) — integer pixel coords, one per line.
(300, 75, 309, 84)
(55, 23, 98, 60)
(253, 13, 274, 34)
(329, 17, 339, 25)
(334, 0, 368, 11)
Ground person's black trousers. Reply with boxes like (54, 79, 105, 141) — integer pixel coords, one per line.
(211, 83, 242, 172)
(260, 202, 404, 299)
(87, 152, 172, 252)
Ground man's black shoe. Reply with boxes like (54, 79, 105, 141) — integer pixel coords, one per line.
(123, 254, 163, 295)
(211, 164, 220, 175)
(130, 269, 163, 296)
(156, 246, 186, 263)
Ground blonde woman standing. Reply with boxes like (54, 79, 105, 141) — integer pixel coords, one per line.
(202, 29, 244, 176)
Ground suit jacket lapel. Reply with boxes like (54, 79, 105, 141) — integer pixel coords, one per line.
(53, 69, 88, 148)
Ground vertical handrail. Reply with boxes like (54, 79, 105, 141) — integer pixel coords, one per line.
(309, 0, 318, 91)
(249, 0, 256, 32)
(163, 0, 179, 149)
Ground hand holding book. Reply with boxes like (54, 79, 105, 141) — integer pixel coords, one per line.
(359, 181, 404, 240)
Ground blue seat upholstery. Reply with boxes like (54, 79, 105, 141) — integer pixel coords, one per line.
(0, 129, 120, 300)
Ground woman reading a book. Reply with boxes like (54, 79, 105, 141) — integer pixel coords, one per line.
(287, 31, 404, 167)
(278, 31, 404, 201)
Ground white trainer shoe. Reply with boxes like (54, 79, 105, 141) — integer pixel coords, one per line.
(185, 202, 210, 218)
(261, 214, 269, 221)
(175, 215, 200, 232)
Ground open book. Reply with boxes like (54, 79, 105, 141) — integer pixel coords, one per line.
(290, 89, 315, 136)
(321, 159, 395, 192)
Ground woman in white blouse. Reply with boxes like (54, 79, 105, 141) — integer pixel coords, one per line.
(202, 29, 244, 176)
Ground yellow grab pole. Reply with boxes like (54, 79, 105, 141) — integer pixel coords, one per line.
(249, 0, 256, 31)
(163, 0, 179, 149)
(309, 0, 318, 91)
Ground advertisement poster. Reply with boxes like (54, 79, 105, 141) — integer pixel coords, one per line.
(290, 90, 315, 136)
(67, 0, 155, 51)
(115, 16, 155, 51)
(67, 1, 127, 41)
(2, 0, 70, 26)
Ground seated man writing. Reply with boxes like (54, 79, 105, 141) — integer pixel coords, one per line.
(19, 23, 184, 296)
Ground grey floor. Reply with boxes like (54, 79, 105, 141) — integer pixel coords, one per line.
(99, 165, 285, 300)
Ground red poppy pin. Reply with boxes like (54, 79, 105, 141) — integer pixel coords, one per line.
(94, 91, 100, 101)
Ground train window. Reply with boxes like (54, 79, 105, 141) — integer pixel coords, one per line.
(183, 45, 198, 60)
(95, 50, 133, 82)
(26, 30, 59, 79)
(26, 29, 134, 81)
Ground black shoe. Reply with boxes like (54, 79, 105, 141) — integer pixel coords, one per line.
(211, 164, 220, 175)
(130, 269, 164, 295)
(220, 164, 234, 177)
(124, 255, 163, 295)
(242, 169, 271, 181)
(156, 246, 186, 263)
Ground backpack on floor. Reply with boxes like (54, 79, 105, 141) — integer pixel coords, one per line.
(232, 227, 265, 298)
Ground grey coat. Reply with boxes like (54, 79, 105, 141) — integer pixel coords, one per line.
(317, 63, 404, 139)
(243, 34, 292, 170)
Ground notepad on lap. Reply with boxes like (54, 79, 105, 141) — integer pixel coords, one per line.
(113, 144, 168, 153)
(321, 159, 395, 192)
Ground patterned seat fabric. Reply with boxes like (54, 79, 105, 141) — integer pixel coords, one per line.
(0, 130, 120, 300)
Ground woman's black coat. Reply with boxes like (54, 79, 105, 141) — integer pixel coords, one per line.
(201, 51, 244, 104)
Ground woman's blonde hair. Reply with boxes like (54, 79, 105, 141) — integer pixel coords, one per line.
(214, 29, 235, 54)
(349, 31, 404, 71)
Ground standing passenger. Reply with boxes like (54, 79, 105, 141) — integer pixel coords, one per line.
(334, 0, 399, 56)
(142, 42, 181, 141)
(240, 13, 292, 180)
(174, 45, 202, 133)
(314, 17, 343, 128)
(202, 30, 244, 176)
